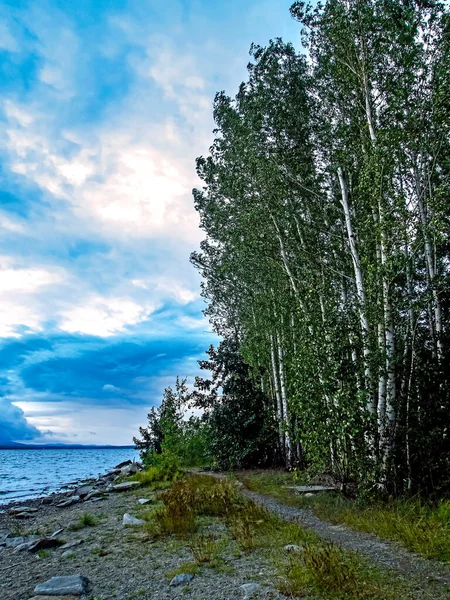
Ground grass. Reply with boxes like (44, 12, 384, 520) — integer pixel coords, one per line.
(239, 470, 450, 563)
(69, 512, 99, 530)
(143, 474, 416, 600)
(165, 562, 200, 579)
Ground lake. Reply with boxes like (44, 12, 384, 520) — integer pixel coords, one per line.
(0, 447, 139, 504)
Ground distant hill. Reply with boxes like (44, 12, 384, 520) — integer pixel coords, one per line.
(0, 442, 134, 450)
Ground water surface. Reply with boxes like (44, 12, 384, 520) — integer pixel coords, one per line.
(0, 448, 139, 504)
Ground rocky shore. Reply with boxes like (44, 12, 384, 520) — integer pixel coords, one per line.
(0, 463, 282, 600)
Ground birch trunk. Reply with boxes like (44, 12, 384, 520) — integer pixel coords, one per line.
(270, 334, 285, 456)
(338, 167, 374, 415)
(277, 331, 293, 468)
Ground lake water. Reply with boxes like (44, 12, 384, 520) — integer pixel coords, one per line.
(0, 448, 139, 504)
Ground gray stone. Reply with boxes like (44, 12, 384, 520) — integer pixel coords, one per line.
(240, 583, 262, 598)
(28, 537, 64, 552)
(41, 497, 54, 505)
(60, 539, 84, 550)
(57, 495, 80, 508)
(287, 485, 336, 493)
(123, 513, 145, 526)
(14, 511, 35, 519)
(62, 550, 75, 558)
(13, 541, 36, 552)
(50, 528, 64, 538)
(170, 573, 194, 586)
(5, 535, 39, 548)
(115, 459, 132, 469)
(0, 530, 9, 543)
(29, 596, 78, 600)
(9, 506, 38, 515)
(75, 485, 94, 498)
(284, 544, 304, 553)
(138, 498, 151, 505)
(34, 575, 89, 596)
(121, 463, 139, 476)
(111, 481, 140, 492)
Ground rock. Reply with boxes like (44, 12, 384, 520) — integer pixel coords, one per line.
(34, 575, 90, 596)
(5, 535, 39, 548)
(305, 493, 314, 498)
(240, 583, 262, 598)
(9, 506, 38, 515)
(287, 485, 336, 494)
(115, 459, 132, 469)
(84, 490, 101, 500)
(111, 481, 140, 492)
(138, 498, 151, 505)
(121, 463, 140, 476)
(29, 537, 65, 552)
(62, 550, 75, 558)
(123, 513, 145, 526)
(170, 573, 194, 586)
(42, 497, 54, 505)
(13, 541, 37, 552)
(74, 485, 94, 499)
(0, 530, 9, 543)
(284, 544, 304, 553)
(14, 512, 34, 519)
(60, 539, 84, 550)
(57, 495, 80, 508)
(29, 597, 78, 600)
(50, 528, 64, 538)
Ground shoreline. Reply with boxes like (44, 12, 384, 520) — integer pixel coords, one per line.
(0, 459, 141, 511)
(0, 448, 139, 507)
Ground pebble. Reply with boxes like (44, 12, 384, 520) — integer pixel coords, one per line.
(138, 498, 151, 505)
(62, 550, 75, 558)
(170, 573, 194, 586)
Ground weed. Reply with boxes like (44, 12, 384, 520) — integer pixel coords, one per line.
(189, 533, 225, 563)
(145, 476, 241, 538)
(165, 562, 200, 579)
(37, 549, 52, 559)
(80, 512, 99, 527)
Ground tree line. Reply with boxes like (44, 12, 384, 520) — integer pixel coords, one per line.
(137, 0, 450, 495)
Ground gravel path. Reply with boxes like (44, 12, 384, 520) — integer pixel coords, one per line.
(194, 471, 450, 592)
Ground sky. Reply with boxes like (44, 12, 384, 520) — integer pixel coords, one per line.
(0, 0, 300, 445)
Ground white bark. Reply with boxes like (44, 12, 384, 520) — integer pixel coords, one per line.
(270, 334, 285, 454)
(338, 167, 374, 414)
(277, 332, 293, 468)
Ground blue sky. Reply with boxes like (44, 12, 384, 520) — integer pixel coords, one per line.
(0, 0, 299, 445)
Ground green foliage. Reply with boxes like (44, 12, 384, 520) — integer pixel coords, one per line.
(135, 378, 211, 468)
(192, 339, 278, 469)
(190, 0, 450, 492)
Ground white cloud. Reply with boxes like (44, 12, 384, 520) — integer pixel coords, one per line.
(14, 400, 147, 445)
(60, 296, 155, 337)
(0, 213, 26, 233)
